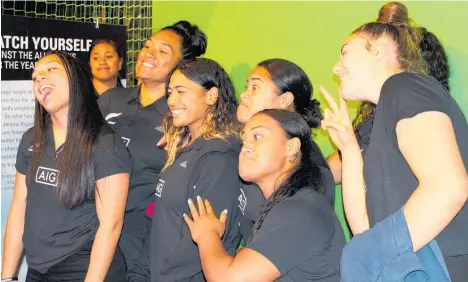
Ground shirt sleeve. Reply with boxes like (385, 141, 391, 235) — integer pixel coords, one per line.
(92, 131, 134, 181)
(15, 129, 33, 175)
(381, 72, 450, 126)
(161, 151, 242, 280)
(246, 197, 335, 276)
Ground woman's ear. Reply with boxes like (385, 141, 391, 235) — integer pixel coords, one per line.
(205, 87, 219, 106)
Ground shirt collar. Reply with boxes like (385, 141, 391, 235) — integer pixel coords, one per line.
(179, 135, 207, 154)
(125, 86, 169, 115)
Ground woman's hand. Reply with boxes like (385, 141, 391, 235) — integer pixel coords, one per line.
(320, 86, 358, 152)
(183, 196, 228, 244)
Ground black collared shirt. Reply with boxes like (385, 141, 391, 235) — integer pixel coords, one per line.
(16, 121, 133, 273)
(98, 87, 168, 212)
(150, 136, 242, 282)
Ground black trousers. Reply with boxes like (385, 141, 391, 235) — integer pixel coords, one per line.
(446, 254, 468, 282)
(26, 242, 126, 282)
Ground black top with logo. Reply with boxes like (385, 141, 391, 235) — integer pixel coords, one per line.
(150, 136, 242, 282)
(98, 87, 168, 212)
(15, 121, 133, 273)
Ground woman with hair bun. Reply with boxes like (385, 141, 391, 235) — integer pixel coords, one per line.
(236, 59, 337, 243)
(327, 1, 452, 185)
(322, 5, 468, 279)
(98, 20, 208, 272)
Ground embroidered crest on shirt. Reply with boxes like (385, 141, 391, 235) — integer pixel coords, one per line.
(238, 188, 247, 215)
(155, 179, 165, 197)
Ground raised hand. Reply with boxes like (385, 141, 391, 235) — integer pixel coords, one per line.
(320, 86, 358, 151)
(183, 196, 228, 244)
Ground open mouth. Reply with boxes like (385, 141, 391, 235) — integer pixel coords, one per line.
(39, 84, 55, 101)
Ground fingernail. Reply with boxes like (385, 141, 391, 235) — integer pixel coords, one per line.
(196, 195, 201, 201)
(183, 213, 187, 217)
(187, 198, 192, 204)
(223, 209, 228, 214)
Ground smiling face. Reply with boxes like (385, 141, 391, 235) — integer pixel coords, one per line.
(32, 54, 70, 115)
(136, 29, 182, 84)
(167, 69, 218, 136)
(89, 42, 122, 82)
(237, 66, 283, 124)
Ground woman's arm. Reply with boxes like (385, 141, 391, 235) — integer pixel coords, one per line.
(185, 197, 335, 282)
(197, 236, 279, 282)
(397, 112, 468, 251)
(184, 198, 279, 282)
(327, 151, 342, 184)
(320, 86, 369, 234)
(341, 144, 369, 234)
(84, 173, 130, 282)
(1, 172, 27, 279)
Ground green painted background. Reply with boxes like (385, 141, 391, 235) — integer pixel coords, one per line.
(152, 1, 468, 240)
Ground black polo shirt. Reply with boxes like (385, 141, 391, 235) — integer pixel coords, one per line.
(150, 136, 242, 282)
(238, 142, 336, 242)
(246, 187, 345, 281)
(98, 87, 168, 212)
(364, 72, 468, 258)
(15, 121, 133, 273)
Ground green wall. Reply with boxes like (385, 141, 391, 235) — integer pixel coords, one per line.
(152, 1, 468, 240)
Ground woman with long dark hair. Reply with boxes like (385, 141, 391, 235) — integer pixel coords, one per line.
(236, 58, 336, 242)
(327, 1, 451, 184)
(97, 20, 208, 271)
(321, 14, 468, 280)
(184, 109, 345, 281)
(88, 39, 125, 96)
(1, 51, 132, 281)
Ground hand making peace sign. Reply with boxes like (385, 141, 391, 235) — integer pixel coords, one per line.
(320, 86, 359, 152)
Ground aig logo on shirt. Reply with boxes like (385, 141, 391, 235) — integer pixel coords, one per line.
(238, 188, 247, 215)
(36, 166, 59, 187)
(155, 179, 165, 197)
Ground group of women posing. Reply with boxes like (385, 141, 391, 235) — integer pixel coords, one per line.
(2, 2, 467, 282)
